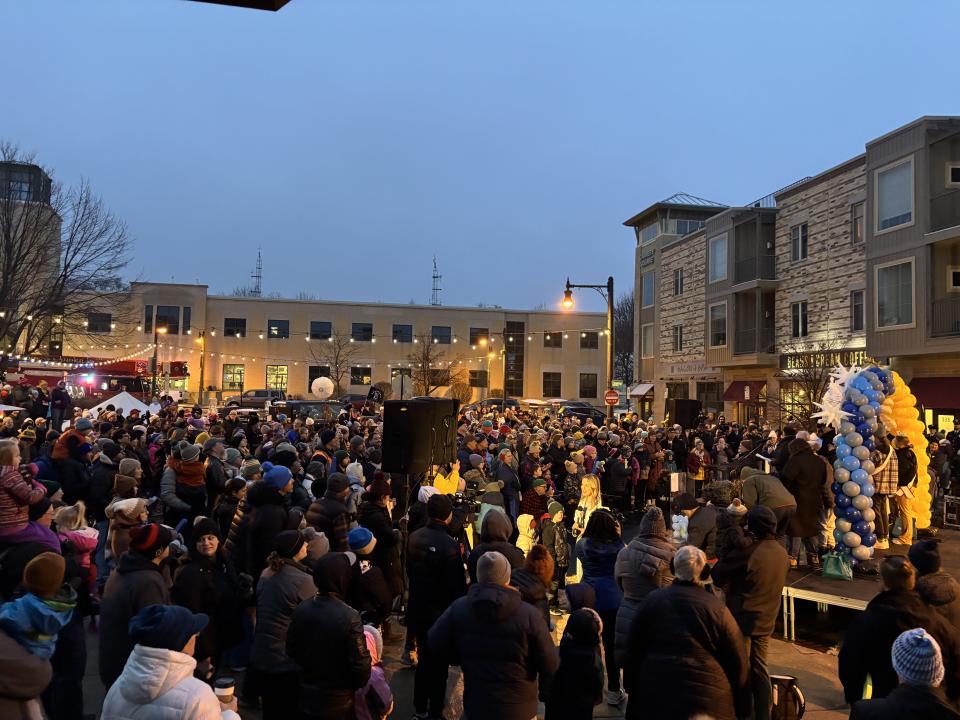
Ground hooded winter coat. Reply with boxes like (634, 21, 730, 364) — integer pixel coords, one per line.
(510, 566, 550, 628)
(623, 581, 749, 720)
(712, 533, 789, 637)
(576, 536, 625, 612)
(286, 553, 371, 718)
(613, 531, 674, 666)
(429, 582, 560, 720)
(100, 643, 240, 720)
(171, 548, 243, 665)
(306, 482, 351, 553)
(515, 513, 536, 556)
(0, 626, 52, 720)
(252, 557, 316, 674)
(87, 456, 118, 522)
(0, 466, 46, 536)
(357, 499, 402, 597)
(918, 571, 960, 633)
(234, 482, 298, 581)
(406, 519, 467, 631)
(467, 511, 525, 583)
(0, 588, 76, 660)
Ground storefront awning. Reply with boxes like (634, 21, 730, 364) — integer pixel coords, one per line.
(723, 380, 766, 402)
(628, 382, 654, 397)
(910, 378, 960, 409)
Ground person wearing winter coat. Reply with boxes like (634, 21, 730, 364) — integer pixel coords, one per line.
(519, 475, 550, 519)
(100, 603, 240, 720)
(250, 530, 316, 720)
(575, 509, 626, 706)
(603, 447, 633, 511)
(0, 439, 49, 544)
(839, 556, 960, 705)
(468, 508, 525, 583)
(515, 512, 537, 556)
(429, 550, 560, 720)
(104, 497, 148, 561)
(572, 473, 602, 540)
(781, 438, 828, 567)
(544, 608, 605, 720)
(286, 553, 371, 720)
(98, 523, 174, 690)
(305, 472, 352, 553)
(850, 628, 960, 720)
(541, 501, 570, 611)
(202, 438, 229, 514)
(474, 479, 506, 538)
(51, 430, 93, 507)
(233, 463, 297, 582)
(87, 441, 123, 524)
(712, 505, 789, 720)
(171, 517, 244, 675)
(675, 493, 719, 561)
(0, 552, 75, 660)
(910, 540, 960, 633)
(496, 448, 522, 527)
(354, 624, 393, 720)
(211, 477, 246, 543)
(623, 545, 750, 720)
(345, 528, 393, 628)
(613, 506, 674, 667)
(510, 544, 554, 628)
(0, 624, 53, 720)
(53, 501, 99, 594)
(356, 474, 402, 599)
(406, 494, 467, 720)
(161, 443, 207, 528)
(738, 466, 797, 539)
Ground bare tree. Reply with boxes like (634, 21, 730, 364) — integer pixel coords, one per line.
(407, 334, 465, 396)
(449, 380, 473, 404)
(0, 143, 133, 357)
(229, 286, 261, 297)
(614, 290, 634, 386)
(308, 332, 362, 396)
(769, 335, 857, 431)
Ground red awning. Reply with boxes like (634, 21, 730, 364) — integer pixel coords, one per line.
(722, 380, 766, 402)
(910, 378, 960, 410)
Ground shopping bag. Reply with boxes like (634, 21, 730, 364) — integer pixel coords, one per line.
(822, 551, 853, 581)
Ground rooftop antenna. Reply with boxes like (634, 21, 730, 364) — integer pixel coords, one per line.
(431, 256, 442, 306)
(251, 248, 262, 297)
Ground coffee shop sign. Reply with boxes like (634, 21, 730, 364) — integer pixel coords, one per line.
(666, 362, 719, 376)
(779, 349, 868, 372)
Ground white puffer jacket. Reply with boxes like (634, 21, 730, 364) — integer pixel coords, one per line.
(101, 644, 240, 720)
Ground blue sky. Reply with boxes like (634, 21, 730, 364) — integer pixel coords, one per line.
(3, 0, 958, 312)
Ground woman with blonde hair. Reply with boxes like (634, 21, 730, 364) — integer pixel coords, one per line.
(54, 500, 99, 593)
(573, 474, 603, 539)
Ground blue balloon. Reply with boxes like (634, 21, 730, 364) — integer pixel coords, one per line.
(836, 493, 852, 508)
(864, 438, 876, 451)
(842, 455, 861, 471)
(842, 402, 859, 416)
(851, 468, 869, 484)
(844, 507, 862, 522)
(836, 444, 852, 459)
(861, 483, 876, 497)
(834, 506, 846, 519)
(831, 482, 843, 495)
(853, 520, 870, 534)
(833, 528, 845, 545)
(862, 533, 878, 548)
(857, 424, 873, 438)
(852, 377, 870, 391)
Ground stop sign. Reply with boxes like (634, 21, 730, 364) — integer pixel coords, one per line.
(604, 389, 619, 406)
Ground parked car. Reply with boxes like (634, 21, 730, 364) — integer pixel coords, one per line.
(337, 393, 370, 410)
(462, 397, 521, 414)
(272, 399, 342, 422)
(225, 388, 287, 408)
(558, 403, 607, 425)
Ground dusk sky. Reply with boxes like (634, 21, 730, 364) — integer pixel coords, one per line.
(3, 0, 958, 312)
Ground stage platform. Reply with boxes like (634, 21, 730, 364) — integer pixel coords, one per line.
(781, 529, 960, 641)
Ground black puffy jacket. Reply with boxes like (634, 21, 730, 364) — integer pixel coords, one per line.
(468, 510, 525, 583)
(613, 533, 674, 666)
(87, 457, 117, 522)
(287, 553, 371, 717)
(510, 566, 550, 628)
(357, 499, 402, 597)
(252, 558, 316, 674)
(918, 571, 960, 634)
(406, 519, 467, 630)
(234, 482, 297, 581)
(430, 582, 559, 720)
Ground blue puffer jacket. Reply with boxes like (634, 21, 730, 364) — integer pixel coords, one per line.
(0, 587, 76, 659)
(576, 537, 625, 611)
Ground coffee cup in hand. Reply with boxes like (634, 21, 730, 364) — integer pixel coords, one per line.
(214, 677, 235, 704)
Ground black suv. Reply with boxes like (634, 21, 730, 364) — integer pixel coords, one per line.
(225, 389, 287, 408)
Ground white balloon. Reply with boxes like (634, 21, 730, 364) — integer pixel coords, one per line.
(842, 481, 861, 497)
(852, 545, 872, 561)
(310, 376, 335, 400)
(861, 508, 876, 523)
(836, 519, 852, 533)
(843, 531, 862, 547)
(852, 495, 872, 511)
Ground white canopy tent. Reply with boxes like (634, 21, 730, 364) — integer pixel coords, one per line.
(88, 391, 151, 417)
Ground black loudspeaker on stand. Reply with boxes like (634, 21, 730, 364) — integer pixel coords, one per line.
(382, 397, 459, 474)
(666, 398, 702, 430)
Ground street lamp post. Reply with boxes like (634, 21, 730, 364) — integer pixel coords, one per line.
(562, 276, 615, 420)
(151, 326, 167, 399)
(197, 331, 206, 406)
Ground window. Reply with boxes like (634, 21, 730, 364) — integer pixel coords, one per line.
(392, 324, 412, 343)
(351, 322, 373, 342)
(144, 305, 153, 333)
(948, 163, 960, 188)
(182, 307, 192, 335)
(542, 372, 562, 397)
(469, 327, 489, 346)
(875, 156, 914, 232)
(308, 365, 330, 391)
(224, 318, 246, 338)
(267, 319, 289, 339)
(428, 368, 449, 386)
(580, 331, 599, 349)
(543, 331, 562, 349)
(708, 234, 727, 282)
(641, 270, 655, 308)
(673, 268, 684, 296)
(265, 364, 288, 390)
(709, 303, 727, 347)
(791, 223, 808, 261)
(876, 259, 914, 328)
(579, 373, 598, 399)
(309, 321, 332, 340)
(851, 290, 865, 332)
(155, 305, 179, 334)
(672, 324, 683, 352)
(350, 367, 372, 385)
(86, 312, 112, 333)
(222, 364, 245, 391)
(469, 370, 488, 388)
(791, 301, 809, 338)
(431, 326, 451, 344)
(949, 267, 960, 292)
(851, 202, 865, 244)
(675, 218, 704, 235)
(641, 221, 659, 244)
(641, 324, 654, 358)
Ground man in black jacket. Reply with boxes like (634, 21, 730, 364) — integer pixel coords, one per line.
(287, 552, 371, 719)
(892, 433, 919, 546)
(430, 550, 559, 720)
(713, 506, 789, 720)
(407, 493, 467, 719)
(839, 556, 960, 705)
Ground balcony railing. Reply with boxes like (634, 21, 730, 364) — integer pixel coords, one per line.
(734, 327, 776, 355)
(733, 255, 776, 284)
(932, 295, 960, 337)
(930, 188, 960, 233)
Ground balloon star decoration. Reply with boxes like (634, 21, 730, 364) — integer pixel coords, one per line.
(817, 365, 932, 566)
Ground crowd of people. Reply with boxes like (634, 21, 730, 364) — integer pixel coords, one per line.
(0, 386, 958, 719)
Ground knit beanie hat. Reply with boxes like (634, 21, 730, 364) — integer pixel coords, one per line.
(117, 458, 141, 478)
(107, 497, 147, 523)
(746, 505, 777, 539)
(241, 458, 262, 479)
(367, 474, 391, 499)
(74, 418, 93, 433)
(192, 516, 221, 541)
(908, 540, 942, 576)
(639, 506, 668, 538)
(180, 444, 201, 462)
(273, 530, 306, 559)
(129, 523, 174, 556)
(345, 461, 364, 484)
(224, 447, 242, 465)
(110, 472, 137, 499)
(23, 552, 65, 598)
(726, 498, 748, 518)
(570, 451, 584, 465)
(892, 628, 945, 687)
(547, 501, 564, 517)
(19, 428, 36, 441)
(563, 608, 603, 647)
(348, 527, 377, 555)
(476, 550, 511, 585)
(326, 472, 350, 495)
(320, 429, 337, 446)
(469, 453, 484, 469)
(28, 496, 52, 521)
(261, 461, 293, 491)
